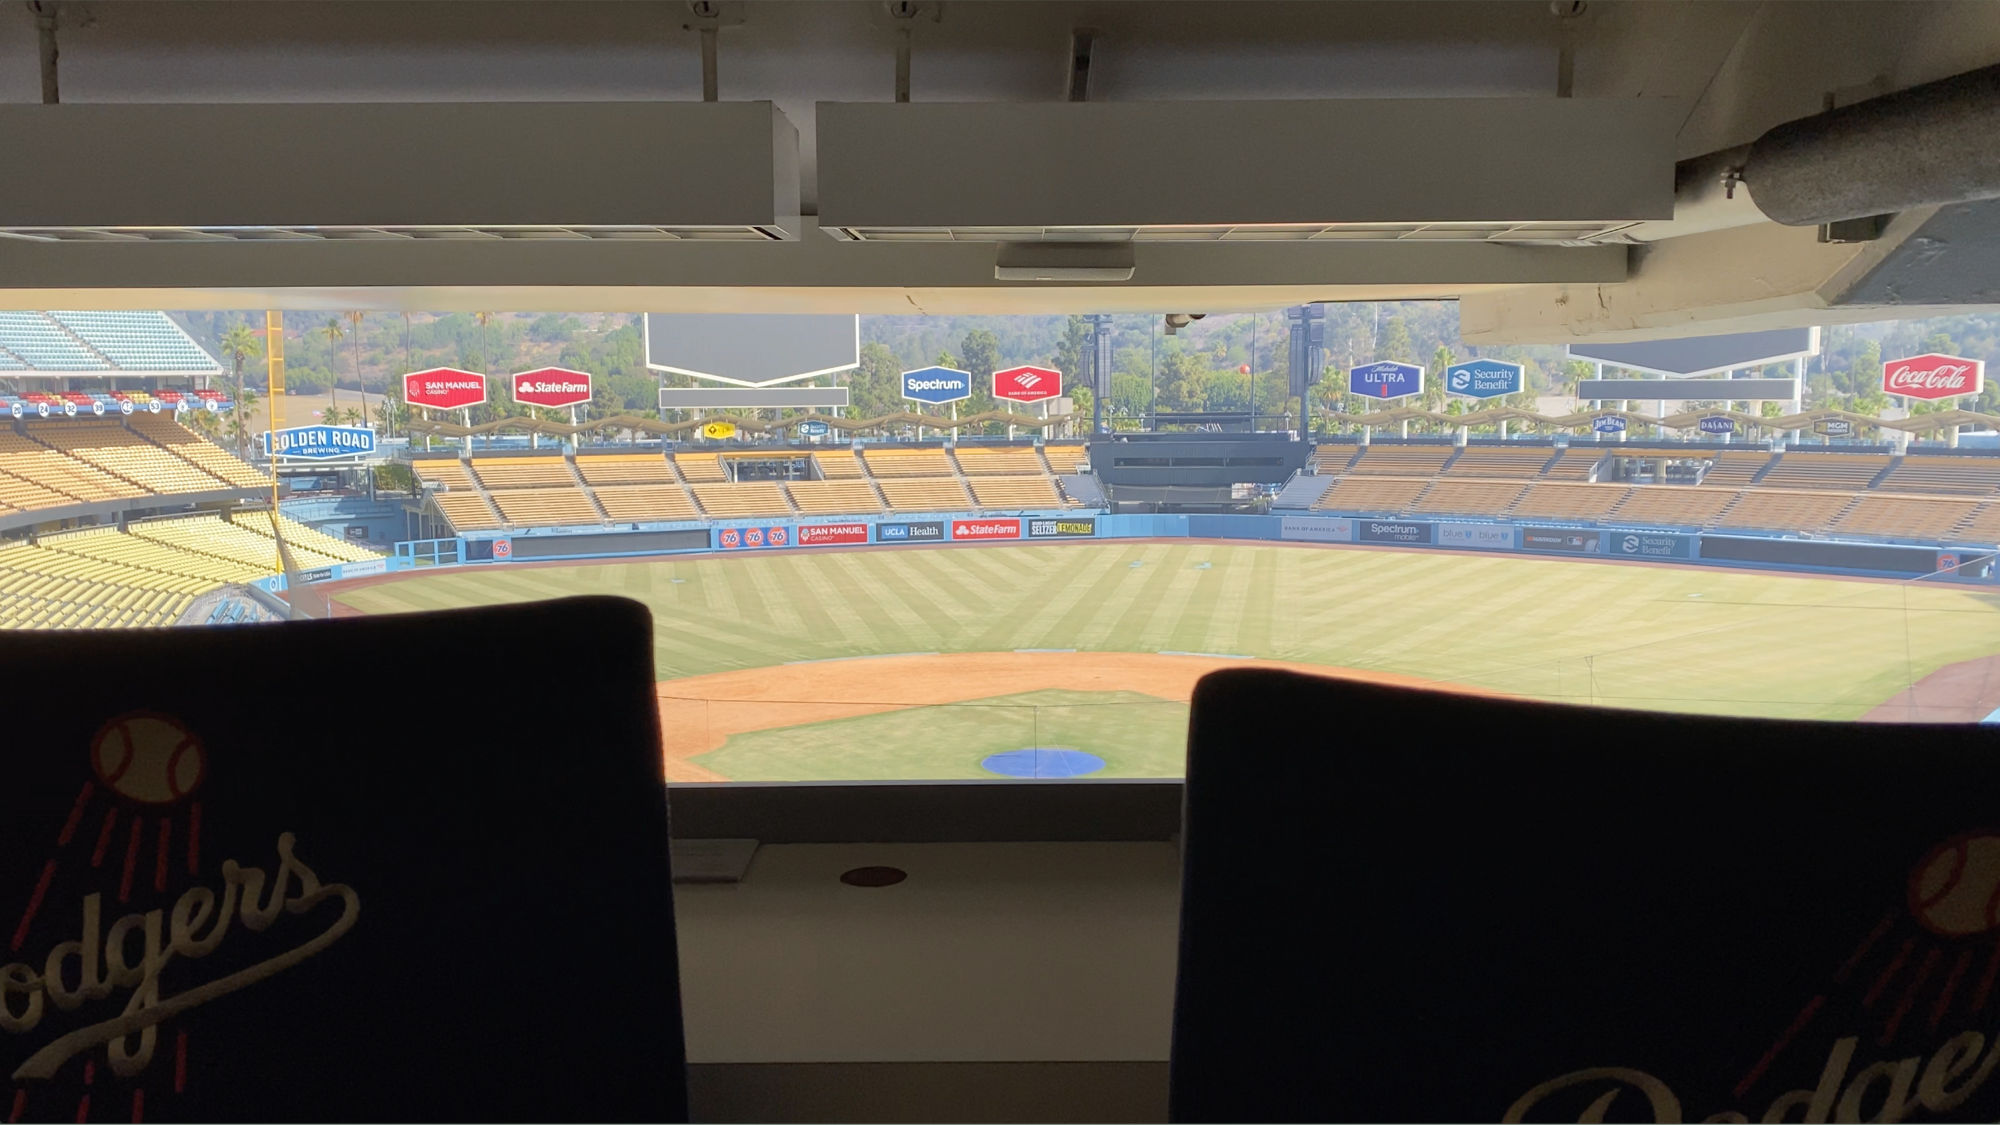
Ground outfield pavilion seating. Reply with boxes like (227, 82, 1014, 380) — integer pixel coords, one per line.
(1308, 446, 1359, 473)
(1312, 476, 1429, 513)
(489, 488, 602, 527)
(1442, 446, 1552, 477)
(1715, 489, 1853, 533)
(1698, 449, 1775, 486)
(785, 479, 884, 515)
(125, 413, 270, 489)
(470, 456, 578, 489)
(877, 476, 975, 511)
(575, 454, 678, 486)
(1602, 486, 1739, 528)
(967, 475, 1064, 508)
(812, 450, 868, 479)
(431, 491, 504, 532)
(594, 485, 700, 522)
(1831, 495, 1982, 540)
(1041, 444, 1089, 474)
(1413, 480, 1529, 517)
(954, 445, 1046, 475)
(1347, 445, 1456, 476)
(1541, 449, 1604, 481)
(691, 481, 792, 518)
(670, 452, 729, 483)
(1877, 456, 2000, 496)
(1756, 452, 1891, 491)
(861, 446, 957, 477)
(412, 458, 478, 489)
(1952, 503, 2000, 543)
(1511, 483, 1633, 520)
(30, 421, 233, 494)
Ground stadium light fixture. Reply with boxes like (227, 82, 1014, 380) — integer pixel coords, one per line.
(0, 103, 801, 241)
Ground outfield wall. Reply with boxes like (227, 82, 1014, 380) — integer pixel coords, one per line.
(248, 506, 2000, 594)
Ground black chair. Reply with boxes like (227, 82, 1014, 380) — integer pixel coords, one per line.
(1171, 668, 2000, 1123)
(0, 597, 687, 1122)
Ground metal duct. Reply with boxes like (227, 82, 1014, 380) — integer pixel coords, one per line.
(1743, 62, 2000, 227)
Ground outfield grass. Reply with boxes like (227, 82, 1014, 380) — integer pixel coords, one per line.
(338, 541, 2000, 720)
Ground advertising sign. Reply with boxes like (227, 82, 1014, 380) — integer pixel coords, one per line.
(1027, 518, 1097, 538)
(700, 421, 738, 440)
(490, 539, 512, 560)
(1592, 414, 1627, 434)
(1522, 528, 1602, 554)
(1939, 552, 1961, 574)
(340, 558, 388, 578)
(1279, 516, 1353, 543)
(1358, 520, 1432, 544)
(1437, 523, 1516, 550)
(261, 425, 378, 461)
(797, 523, 869, 546)
(1813, 419, 1855, 438)
(717, 524, 791, 549)
(951, 518, 1022, 541)
(901, 365, 974, 406)
(876, 521, 945, 542)
(403, 367, 488, 411)
(1612, 531, 1694, 559)
(1698, 415, 1736, 435)
(1348, 361, 1424, 400)
(797, 419, 831, 438)
(510, 367, 593, 410)
(1443, 360, 1524, 400)
(1883, 353, 1984, 401)
(993, 366, 1063, 404)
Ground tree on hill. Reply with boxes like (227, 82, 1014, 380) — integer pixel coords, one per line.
(320, 317, 345, 418)
(1380, 315, 1415, 363)
(218, 323, 262, 455)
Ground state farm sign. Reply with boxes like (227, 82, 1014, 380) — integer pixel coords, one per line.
(797, 523, 868, 546)
(402, 368, 488, 410)
(993, 365, 1062, 404)
(951, 518, 1020, 541)
(1883, 353, 1985, 401)
(510, 367, 593, 409)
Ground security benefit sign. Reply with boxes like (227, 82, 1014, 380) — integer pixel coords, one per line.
(1444, 360, 1524, 400)
(1522, 527, 1603, 554)
(261, 425, 376, 461)
(1028, 518, 1097, 538)
(1612, 531, 1694, 559)
(509, 368, 593, 410)
(401, 367, 488, 411)
(1348, 361, 1423, 401)
(901, 366, 973, 406)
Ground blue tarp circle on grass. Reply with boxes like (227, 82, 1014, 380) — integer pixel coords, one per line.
(981, 748, 1106, 779)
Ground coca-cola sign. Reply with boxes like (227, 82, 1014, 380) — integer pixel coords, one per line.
(1882, 353, 1985, 401)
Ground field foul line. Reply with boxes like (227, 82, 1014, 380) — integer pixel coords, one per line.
(1158, 650, 1256, 659)
(1014, 648, 1076, 653)
(781, 652, 940, 665)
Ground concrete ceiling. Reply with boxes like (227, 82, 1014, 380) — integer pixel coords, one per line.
(1, 0, 1997, 337)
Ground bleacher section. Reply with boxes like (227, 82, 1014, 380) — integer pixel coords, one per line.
(1312, 477, 1429, 513)
(412, 459, 478, 489)
(489, 488, 601, 527)
(862, 447, 957, 477)
(1348, 445, 1455, 476)
(787, 479, 883, 515)
(1607, 486, 1739, 528)
(1715, 490, 1852, 533)
(1699, 450, 1774, 486)
(1308, 446, 1359, 474)
(813, 450, 868, 479)
(1832, 496, 1981, 540)
(1954, 505, 2000, 543)
(576, 455, 677, 486)
(691, 482, 792, 519)
(1512, 483, 1633, 520)
(1756, 453, 1891, 491)
(966, 475, 1063, 509)
(470, 457, 577, 489)
(673, 453, 729, 483)
(595, 485, 699, 522)
(877, 477, 974, 511)
(1414, 480, 1529, 516)
(1541, 449, 1603, 481)
(1879, 456, 2000, 496)
(954, 446, 1046, 475)
(1442, 447, 1552, 477)
(1041, 445, 1088, 474)
(431, 491, 504, 531)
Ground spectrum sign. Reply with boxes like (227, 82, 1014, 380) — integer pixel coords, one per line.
(951, 518, 1022, 541)
(402, 367, 488, 411)
(1883, 353, 1984, 401)
(902, 366, 973, 406)
(994, 366, 1062, 404)
(510, 367, 593, 409)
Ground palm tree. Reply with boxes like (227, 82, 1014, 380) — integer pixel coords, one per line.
(321, 316, 345, 419)
(217, 322, 262, 455)
(346, 310, 367, 426)
(224, 384, 263, 452)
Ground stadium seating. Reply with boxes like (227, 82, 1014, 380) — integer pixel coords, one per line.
(1541, 449, 1604, 481)
(967, 475, 1064, 508)
(812, 450, 867, 479)
(1755, 452, 1891, 491)
(861, 447, 957, 477)
(29, 421, 233, 494)
(0, 431, 139, 503)
(1511, 483, 1633, 520)
(125, 414, 270, 489)
(413, 459, 477, 489)
(46, 311, 218, 371)
(1308, 446, 1359, 473)
(1347, 445, 1455, 476)
(1831, 495, 1982, 540)
(1442, 447, 1553, 477)
(691, 482, 792, 518)
(785, 479, 883, 515)
(471, 457, 579, 489)
(594, 484, 700, 522)
(231, 511, 383, 563)
(37, 524, 267, 586)
(1878, 456, 2000, 496)
(1607, 486, 1739, 528)
(128, 513, 346, 571)
(431, 491, 504, 532)
(576, 454, 678, 486)
(489, 488, 603, 527)
(877, 476, 975, 511)
(1952, 504, 2000, 543)
(1413, 480, 1529, 516)
(953, 445, 1046, 475)
(1312, 476, 1428, 513)
(1041, 444, 1089, 474)
(1715, 489, 1852, 532)
(1699, 450, 1775, 486)
(671, 452, 729, 483)
(0, 539, 203, 629)
(0, 467, 77, 513)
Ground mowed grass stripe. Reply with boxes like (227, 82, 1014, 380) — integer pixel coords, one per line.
(824, 551, 936, 649)
(1068, 543, 1183, 651)
(779, 553, 886, 657)
(983, 542, 1138, 651)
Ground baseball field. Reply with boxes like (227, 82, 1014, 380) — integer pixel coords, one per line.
(331, 540, 2000, 781)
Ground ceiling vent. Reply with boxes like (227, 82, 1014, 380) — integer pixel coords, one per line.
(817, 99, 1680, 245)
(0, 102, 801, 241)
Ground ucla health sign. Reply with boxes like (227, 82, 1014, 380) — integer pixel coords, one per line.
(1443, 360, 1523, 400)
(262, 425, 377, 461)
(1348, 361, 1423, 400)
(901, 366, 972, 406)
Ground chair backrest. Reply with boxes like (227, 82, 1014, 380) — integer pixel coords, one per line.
(1172, 668, 2000, 1123)
(0, 597, 687, 1122)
